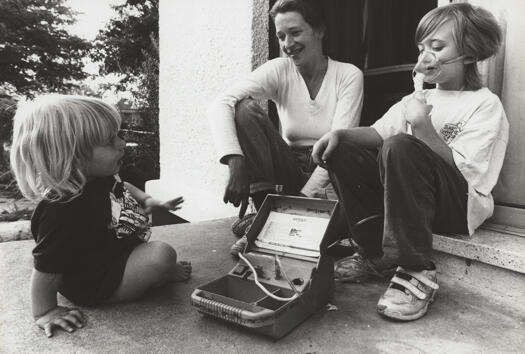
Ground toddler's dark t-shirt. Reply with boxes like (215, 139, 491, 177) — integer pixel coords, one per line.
(31, 177, 143, 305)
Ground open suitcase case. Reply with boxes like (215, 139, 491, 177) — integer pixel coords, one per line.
(191, 195, 340, 338)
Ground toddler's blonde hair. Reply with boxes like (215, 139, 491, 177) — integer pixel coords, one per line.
(10, 95, 121, 202)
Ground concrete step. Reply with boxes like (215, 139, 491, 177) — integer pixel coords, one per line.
(433, 227, 525, 274)
(487, 205, 525, 237)
(433, 227, 525, 306)
(434, 250, 525, 311)
(0, 220, 31, 242)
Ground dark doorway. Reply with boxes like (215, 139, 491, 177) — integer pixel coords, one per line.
(268, 0, 437, 126)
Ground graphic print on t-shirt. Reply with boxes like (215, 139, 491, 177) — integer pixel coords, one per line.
(440, 121, 464, 144)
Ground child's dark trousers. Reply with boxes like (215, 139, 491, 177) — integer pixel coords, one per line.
(327, 133, 469, 269)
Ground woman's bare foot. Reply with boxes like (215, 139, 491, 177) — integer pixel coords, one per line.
(172, 261, 192, 282)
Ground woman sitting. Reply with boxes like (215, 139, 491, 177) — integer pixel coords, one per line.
(208, 0, 364, 255)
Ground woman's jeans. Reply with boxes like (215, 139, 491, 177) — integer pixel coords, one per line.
(327, 133, 469, 269)
(233, 98, 346, 240)
(234, 98, 311, 195)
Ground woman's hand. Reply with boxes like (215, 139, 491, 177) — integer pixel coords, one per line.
(312, 131, 340, 168)
(144, 196, 184, 214)
(224, 155, 250, 218)
(35, 306, 85, 338)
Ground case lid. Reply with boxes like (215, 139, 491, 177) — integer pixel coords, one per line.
(254, 211, 329, 257)
(247, 195, 338, 258)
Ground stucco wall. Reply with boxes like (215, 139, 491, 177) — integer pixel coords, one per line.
(159, 0, 268, 201)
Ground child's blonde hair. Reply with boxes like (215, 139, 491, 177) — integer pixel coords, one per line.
(415, 2, 502, 90)
(10, 95, 121, 202)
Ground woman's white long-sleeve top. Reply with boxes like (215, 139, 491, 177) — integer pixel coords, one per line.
(208, 57, 364, 197)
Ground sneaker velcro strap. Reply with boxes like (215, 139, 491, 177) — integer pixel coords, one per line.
(397, 267, 439, 290)
(390, 276, 428, 300)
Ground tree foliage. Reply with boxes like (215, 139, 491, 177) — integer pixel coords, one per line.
(92, 0, 159, 188)
(92, 0, 159, 123)
(92, 0, 158, 85)
(0, 93, 17, 172)
(0, 0, 91, 96)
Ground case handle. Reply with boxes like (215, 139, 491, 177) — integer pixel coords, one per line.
(191, 290, 275, 328)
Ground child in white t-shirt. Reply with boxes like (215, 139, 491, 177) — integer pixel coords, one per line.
(312, 3, 508, 321)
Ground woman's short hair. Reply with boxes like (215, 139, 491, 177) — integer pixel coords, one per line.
(415, 3, 502, 90)
(270, 0, 326, 33)
(10, 95, 121, 202)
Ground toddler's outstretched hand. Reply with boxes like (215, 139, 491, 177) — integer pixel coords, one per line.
(35, 306, 85, 338)
(144, 196, 184, 214)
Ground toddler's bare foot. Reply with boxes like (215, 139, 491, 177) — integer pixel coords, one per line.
(172, 261, 192, 282)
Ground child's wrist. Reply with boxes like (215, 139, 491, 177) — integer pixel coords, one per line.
(33, 305, 57, 320)
(143, 196, 154, 207)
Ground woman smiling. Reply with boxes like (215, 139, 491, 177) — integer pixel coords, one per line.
(208, 0, 363, 255)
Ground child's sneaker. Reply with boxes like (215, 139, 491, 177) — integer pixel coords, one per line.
(230, 235, 248, 257)
(231, 213, 256, 238)
(231, 217, 253, 257)
(327, 238, 357, 257)
(376, 266, 439, 321)
(334, 253, 396, 283)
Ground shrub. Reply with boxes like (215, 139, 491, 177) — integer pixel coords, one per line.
(119, 128, 159, 190)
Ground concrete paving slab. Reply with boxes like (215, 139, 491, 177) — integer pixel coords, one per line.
(1, 218, 524, 354)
